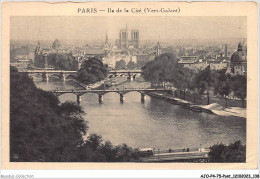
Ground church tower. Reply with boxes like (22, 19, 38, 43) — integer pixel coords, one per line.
(104, 31, 110, 50)
(119, 25, 128, 49)
(155, 41, 161, 56)
(34, 41, 41, 55)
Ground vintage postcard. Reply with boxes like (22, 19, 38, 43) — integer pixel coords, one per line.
(1, 1, 258, 170)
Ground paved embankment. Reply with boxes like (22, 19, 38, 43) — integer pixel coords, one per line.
(147, 92, 214, 115)
(147, 92, 246, 118)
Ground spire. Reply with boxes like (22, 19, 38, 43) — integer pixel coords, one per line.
(238, 42, 242, 51)
(105, 31, 108, 44)
(155, 40, 161, 57)
(35, 40, 41, 53)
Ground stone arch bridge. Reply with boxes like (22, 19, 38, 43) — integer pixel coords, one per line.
(51, 88, 171, 104)
(20, 69, 142, 81)
(19, 70, 77, 81)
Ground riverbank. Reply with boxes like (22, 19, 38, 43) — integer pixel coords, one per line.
(33, 77, 246, 150)
(202, 105, 246, 118)
(147, 92, 246, 119)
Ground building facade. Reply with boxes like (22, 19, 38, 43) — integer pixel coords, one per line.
(118, 26, 140, 50)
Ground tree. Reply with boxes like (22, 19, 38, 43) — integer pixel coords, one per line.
(208, 140, 246, 162)
(73, 133, 141, 162)
(115, 59, 126, 70)
(171, 67, 195, 99)
(141, 53, 199, 98)
(127, 61, 137, 70)
(192, 65, 213, 105)
(47, 53, 78, 70)
(213, 70, 232, 107)
(86, 134, 103, 151)
(76, 69, 99, 84)
(231, 75, 247, 108)
(136, 59, 148, 69)
(10, 66, 141, 162)
(76, 57, 108, 84)
(142, 53, 178, 85)
(10, 66, 88, 162)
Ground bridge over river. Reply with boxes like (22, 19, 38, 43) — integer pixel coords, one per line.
(19, 69, 142, 81)
(51, 88, 171, 104)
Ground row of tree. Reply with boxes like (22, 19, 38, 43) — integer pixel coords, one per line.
(190, 67, 247, 107)
(10, 66, 139, 162)
(142, 53, 247, 107)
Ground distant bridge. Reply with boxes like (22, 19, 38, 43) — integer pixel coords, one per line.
(50, 88, 171, 104)
(19, 70, 77, 81)
(109, 69, 142, 73)
(19, 69, 142, 81)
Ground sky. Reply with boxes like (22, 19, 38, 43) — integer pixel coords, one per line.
(11, 16, 247, 42)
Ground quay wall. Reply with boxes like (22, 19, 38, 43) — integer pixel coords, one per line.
(146, 92, 214, 115)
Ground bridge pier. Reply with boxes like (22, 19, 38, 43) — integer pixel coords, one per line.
(120, 94, 125, 102)
(128, 75, 133, 81)
(141, 93, 146, 102)
(62, 74, 66, 81)
(98, 94, 103, 103)
(46, 74, 49, 81)
(28, 73, 33, 79)
(77, 95, 81, 104)
(42, 73, 49, 81)
(44, 55, 48, 69)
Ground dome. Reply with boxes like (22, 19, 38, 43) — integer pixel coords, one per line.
(52, 39, 61, 50)
(231, 43, 245, 63)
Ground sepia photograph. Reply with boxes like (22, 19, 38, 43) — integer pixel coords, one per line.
(9, 16, 247, 163)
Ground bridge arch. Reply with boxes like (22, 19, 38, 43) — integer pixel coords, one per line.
(108, 74, 115, 78)
(52, 88, 170, 104)
(65, 74, 76, 79)
(133, 73, 142, 78)
(48, 73, 62, 79)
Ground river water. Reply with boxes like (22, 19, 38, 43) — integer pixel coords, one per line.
(34, 77, 246, 150)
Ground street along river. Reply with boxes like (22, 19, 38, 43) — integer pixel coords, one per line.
(34, 77, 246, 150)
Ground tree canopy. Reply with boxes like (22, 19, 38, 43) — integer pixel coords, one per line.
(115, 59, 126, 70)
(76, 57, 108, 84)
(142, 53, 179, 84)
(142, 53, 247, 107)
(10, 66, 140, 162)
(47, 53, 78, 70)
(127, 61, 137, 70)
(208, 140, 246, 162)
(230, 74, 247, 108)
(10, 66, 87, 161)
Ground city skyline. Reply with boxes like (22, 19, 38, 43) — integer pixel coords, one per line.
(11, 16, 247, 42)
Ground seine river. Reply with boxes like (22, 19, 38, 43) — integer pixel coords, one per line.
(34, 77, 246, 150)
